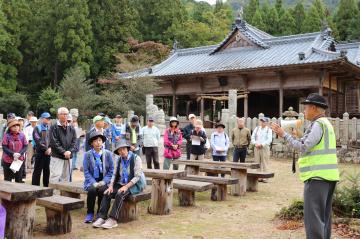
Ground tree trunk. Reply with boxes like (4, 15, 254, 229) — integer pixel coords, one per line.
(216, 185, 227, 201)
(231, 168, 247, 196)
(247, 177, 258, 192)
(178, 189, 195, 206)
(2, 199, 36, 239)
(148, 178, 173, 215)
(45, 208, 72, 235)
(119, 201, 138, 223)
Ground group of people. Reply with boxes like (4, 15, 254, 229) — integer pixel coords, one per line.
(1, 93, 340, 237)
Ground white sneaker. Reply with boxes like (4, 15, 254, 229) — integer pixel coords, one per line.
(92, 218, 105, 228)
(101, 218, 118, 229)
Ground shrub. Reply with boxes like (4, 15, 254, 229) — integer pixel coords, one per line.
(333, 171, 360, 218)
(276, 199, 304, 221)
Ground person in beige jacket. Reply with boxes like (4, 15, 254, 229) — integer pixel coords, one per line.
(230, 118, 251, 163)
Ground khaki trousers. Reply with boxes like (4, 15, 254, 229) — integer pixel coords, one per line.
(254, 145, 270, 172)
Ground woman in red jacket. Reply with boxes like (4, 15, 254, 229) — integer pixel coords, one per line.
(1, 119, 28, 182)
(163, 117, 183, 170)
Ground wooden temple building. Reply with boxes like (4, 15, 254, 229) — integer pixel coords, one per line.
(118, 17, 360, 120)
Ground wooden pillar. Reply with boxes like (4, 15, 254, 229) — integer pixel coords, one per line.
(186, 101, 191, 117)
(336, 78, 339, 115)
(278, 72, 284, 117)
(231, 168, 247, 196)
(148, 178, 173, 215)
(242, 75, 249, 118)
(171, 80, 177, 116)
(244, 95, 248, 118)
(45, 208, 72, 235)
(200, 98, 205, 121)
(328, 75, 332, 116)
(319, 70, 325, 96)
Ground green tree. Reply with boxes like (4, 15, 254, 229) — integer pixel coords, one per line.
(313, 0, 327, 20)
(88, 0, 140, 77)
(279, 10, 296, 35)
(334, 0, 359, 41)
(37, 87, 64, 115)
(252, 8, 266, 31)
(275, 0, 285, 18)
(292, 1, 306, 34)
(135, 0, 187, 45)
(261, 0, 279, 35)
(24, 0, 93, 87)
(244, 0, 259, 24)
(0, 1, 26, 95)
(302, 5, 322, 32)
(0, 92, 29, 116)
(349, 2, 360, 40)
(58, 66, 99, 116)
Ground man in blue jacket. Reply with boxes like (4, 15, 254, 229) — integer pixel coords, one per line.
(83, 131, 114, 223)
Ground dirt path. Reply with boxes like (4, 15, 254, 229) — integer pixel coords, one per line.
(32, 159, 358, 239)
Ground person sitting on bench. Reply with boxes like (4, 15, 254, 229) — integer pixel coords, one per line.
(93, 140, 146, 229)
(83, 131, 114, 223)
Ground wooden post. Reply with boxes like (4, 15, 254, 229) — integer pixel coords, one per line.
(336, 78, 339, 115)
(319, 70, 325, 96)
(230, 168, 247, 196)
(119, 201, 139, 222)
(246, 177, 259, 192)
(171, 80, 177, 116)
(45, 208, 72, 235)
(185, 165, 200, 175)
(329, 76, 332, 116)
(178, 189, 195, 206)
(243, 75, 249, 118)
(200, 98, 205, 121)
(148, 178, 173, 215)
(216, 185, 227, 201)
(244, 94, 248, 118)
(2, 199, 36, 239)
(278, 72, 284, 117)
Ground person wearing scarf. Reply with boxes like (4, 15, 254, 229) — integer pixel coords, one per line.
(1, 119, 28, 182)
(93, 140, 145, 229)
(83, 131, 114, 223)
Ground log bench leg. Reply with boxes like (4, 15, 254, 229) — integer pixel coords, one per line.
(216, 185, 227, 201)
(247, 177, 259, 192)
(45, 208, 72, 235)
(60, 191, 81, 199)
(2, 199, 36, 239)
(119, 201, 139, 223)
(185, 165, 200, 175)
(148, 178, 173, 215)
(178, 189, 195, 206)
(231, 168, 247, 196)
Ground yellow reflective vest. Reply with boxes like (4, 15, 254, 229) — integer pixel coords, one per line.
(298, 117, 340, 182)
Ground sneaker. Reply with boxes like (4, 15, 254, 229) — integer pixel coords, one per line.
(92, 218, 105, 228)
(101, 218, 118, 229)
(84, 213, 94, 223)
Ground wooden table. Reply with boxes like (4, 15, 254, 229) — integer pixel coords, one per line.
(0, 181, 53, 239)
(143, 169, 186, 215)
(172, 160, 259, 196)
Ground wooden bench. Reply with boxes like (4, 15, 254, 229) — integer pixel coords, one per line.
(49, 181, 151, 222)
(173, 179, 213, 206)
(183, 175, 238, 201)
(37, 195, 84, 235)
(247, 171, 275, 192)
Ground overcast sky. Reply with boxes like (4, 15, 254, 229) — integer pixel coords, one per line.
(194, 0, 227, 5)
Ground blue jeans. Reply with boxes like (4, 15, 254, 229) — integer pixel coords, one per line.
(212, 155, 226, 162)
(233, 148, 247, 163)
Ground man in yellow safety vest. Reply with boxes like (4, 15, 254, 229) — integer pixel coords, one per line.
(271, 93, 339, 239)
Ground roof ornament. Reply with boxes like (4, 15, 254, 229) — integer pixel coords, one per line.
(321, 20, 332, 39)
(235, 6, 247, 29)
(172, 39, 178, 51)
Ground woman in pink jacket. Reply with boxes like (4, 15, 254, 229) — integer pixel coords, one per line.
(163, 117, 182, 170)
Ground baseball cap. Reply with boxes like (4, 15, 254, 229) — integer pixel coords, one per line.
(188, 114, 196, 119)
(93, 115, 104, 124)
(40, 112, 51, 119)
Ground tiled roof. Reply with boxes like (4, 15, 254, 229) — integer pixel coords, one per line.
(118, 20, 360, 79)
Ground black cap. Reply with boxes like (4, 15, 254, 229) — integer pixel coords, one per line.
(301, 93, 328, 109)
(88, 131, 107, 146)
(131, 115, 139, 122)
(215, 122, 225, 128)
